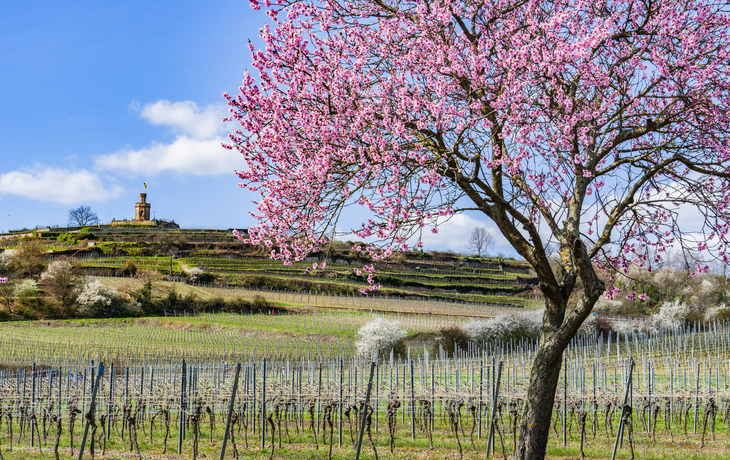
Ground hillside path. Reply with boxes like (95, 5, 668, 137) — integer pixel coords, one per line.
(176, 261, 192, 274)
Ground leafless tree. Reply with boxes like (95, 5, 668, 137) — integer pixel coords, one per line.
(0, 280, 14, 314)
(68, 206, 99, 226)
(155, 232, 182, 275)
(7, 240, 46, 279)
(40, 259, 78, 311)
(666, 245, 703, 278)
(466, 227, 494, 257)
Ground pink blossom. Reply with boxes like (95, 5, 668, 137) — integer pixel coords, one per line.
(225, 0, 730, 306)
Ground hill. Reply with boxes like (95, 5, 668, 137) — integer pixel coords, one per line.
(0, 226, 539, 320)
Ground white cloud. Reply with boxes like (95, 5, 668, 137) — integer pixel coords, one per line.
(94, 135, 241, 177)
(135, 100, 228, 139)
(0, 167, 124, 204)
(335, 212, 512, 255)
(95, 100, 241, 177)
(419, 213, 508, 254)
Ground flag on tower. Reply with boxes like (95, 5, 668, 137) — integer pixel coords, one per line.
(144, 183, 147, 189)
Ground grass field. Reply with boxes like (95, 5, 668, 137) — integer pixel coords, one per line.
(2, 306, 730, 459)
(3, 245, 730, 458)
(2, 421, 729, 460)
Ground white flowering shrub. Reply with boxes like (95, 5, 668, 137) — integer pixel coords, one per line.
(653, 266, 683, 286)
(699, 279, 716, 295)
(125, 298, 143, 316)
(13, 279, 38, 299)
(75, 279, 131, 317)
(76, 279, 115, 316)
(613, 319, 644, 335)
(0, 251, 14, 276)
(649, 299, 689, 330)
(355, 317, 406, 359)
(41, 260, 74, 283)
(705, 303, 730, 321)
(462, 309, 543, 343)
(188, 267, 205, 283)
(39, 259, 78, 306)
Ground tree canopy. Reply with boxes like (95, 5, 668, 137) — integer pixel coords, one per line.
(68, 205, 99, 227)
(226, 0, 730, 457)
(467, 226, 495, 257)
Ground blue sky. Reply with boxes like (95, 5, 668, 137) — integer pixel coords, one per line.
(0, 0, 509, 255)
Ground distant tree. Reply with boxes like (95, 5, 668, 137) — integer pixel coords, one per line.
(0, 278, 14, 313)
(7, 240, 46, 279)
(155, 232, 180, 275)
(68, 206, 99, 226)
(13, 279, 39, 302)
(0, 251, 13, 276)
(40, 260, 78, 309)
(466, 227, 494, 257)
(668, 245, 703, 278)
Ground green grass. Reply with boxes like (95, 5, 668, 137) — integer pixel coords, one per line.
(0, 315, 356, 364)
(70, 254, 532, 306)
(79, 255, 186, 274)
(2, 409, 730, 460)
(0, 299, 519, 365)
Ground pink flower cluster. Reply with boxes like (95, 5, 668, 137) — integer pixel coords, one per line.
(226, 0, 730, 295)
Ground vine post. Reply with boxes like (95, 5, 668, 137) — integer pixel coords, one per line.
(355, 361, 376, 460)
(611, 358, 635, 460)
(219, 362, 241, 460)
(77, 362, 104, 460)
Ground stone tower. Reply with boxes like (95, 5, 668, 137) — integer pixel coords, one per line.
(135, 193, 151, 221)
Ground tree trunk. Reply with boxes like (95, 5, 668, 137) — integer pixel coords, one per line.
(512, 337, 563, 460)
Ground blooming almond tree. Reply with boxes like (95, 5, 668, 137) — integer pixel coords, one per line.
(355, 317, 407, 359)
(225, 0, 730, 457)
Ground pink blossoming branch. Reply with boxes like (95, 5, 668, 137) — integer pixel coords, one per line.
(226, 0, 730, 298)
(225, 0, 730, 456)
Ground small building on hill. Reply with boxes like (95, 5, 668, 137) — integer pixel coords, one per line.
(109, 193, 179, 228)
(135, 193, 151, 221)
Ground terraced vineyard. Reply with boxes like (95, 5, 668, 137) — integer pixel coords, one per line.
(53, 248, 537, 309)
(2, 223, 541, 311)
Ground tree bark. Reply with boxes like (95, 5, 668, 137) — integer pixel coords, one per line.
(512, 337, 564, 459)
(511, 247, 603, 459)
